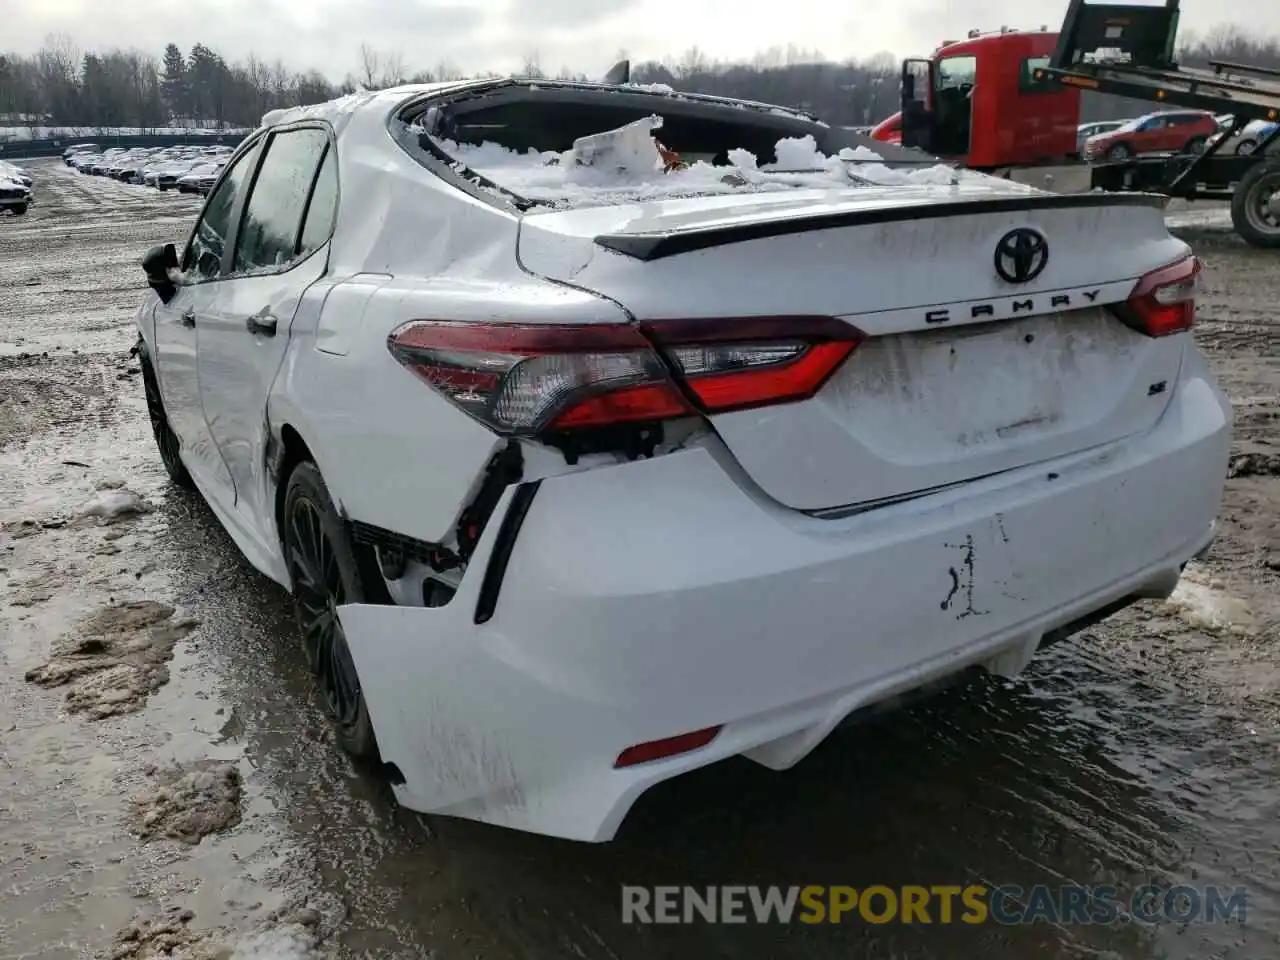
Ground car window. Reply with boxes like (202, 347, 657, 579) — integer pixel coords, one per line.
(183, 141, 262, 282)
(297, 144, 338, 258)
(232, 128, 329, 274)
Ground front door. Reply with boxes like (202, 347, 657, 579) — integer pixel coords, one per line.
(197, 125, 337, 536)
(153, 138, 263, 497)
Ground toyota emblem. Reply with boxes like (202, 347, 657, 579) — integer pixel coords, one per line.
(993, 228, 1049, 284)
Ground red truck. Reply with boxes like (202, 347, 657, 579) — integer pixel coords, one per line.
(870, 27, 1083, 170)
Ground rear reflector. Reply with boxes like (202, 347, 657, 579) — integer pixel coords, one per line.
(1117, 255, 1200, 337)
(388, 316, 861, 437)
(614, 726, 723, 768)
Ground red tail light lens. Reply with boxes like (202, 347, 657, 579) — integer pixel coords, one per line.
(388, 316, 861, 437)
(1118, 255, 1200, 337)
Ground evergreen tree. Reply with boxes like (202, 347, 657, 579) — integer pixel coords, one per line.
(160, 43, 187, 120)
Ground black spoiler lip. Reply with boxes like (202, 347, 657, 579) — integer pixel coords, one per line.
(592, 192, 1169, 262)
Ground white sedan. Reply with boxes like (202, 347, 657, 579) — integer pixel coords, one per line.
(134, 79, 1231, 842)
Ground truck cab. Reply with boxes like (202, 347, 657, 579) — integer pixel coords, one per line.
(871, 28, 1082, 169)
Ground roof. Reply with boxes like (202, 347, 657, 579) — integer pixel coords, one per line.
(259, 78, 825, 136)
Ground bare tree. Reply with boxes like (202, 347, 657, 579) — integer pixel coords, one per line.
(520, 50, 544, 78)
(358, 43, 380, 89)
(380, 50, 407, 88)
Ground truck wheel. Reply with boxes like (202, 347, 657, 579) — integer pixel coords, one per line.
(1106, 143, 1132, 160)
(1230, 159, 1280, 249)
(10, 203, 28, 216)
(1235, 139, 1257, 156)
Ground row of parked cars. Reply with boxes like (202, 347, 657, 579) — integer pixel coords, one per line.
(0, 158, 34, 216)
(64, 142, 232, 195)
(1077, 111, 1277, 162)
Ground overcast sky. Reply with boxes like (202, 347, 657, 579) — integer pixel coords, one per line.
(4, 0, 1274, 80)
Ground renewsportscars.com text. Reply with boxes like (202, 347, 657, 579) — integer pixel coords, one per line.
(621, 884, 1248, 925)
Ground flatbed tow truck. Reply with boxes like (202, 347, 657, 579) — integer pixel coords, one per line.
(873, 0, 1280, 247)
(1038, 0, 1280, 246)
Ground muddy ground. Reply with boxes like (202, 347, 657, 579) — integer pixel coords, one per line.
(0, 161, 1276, 960)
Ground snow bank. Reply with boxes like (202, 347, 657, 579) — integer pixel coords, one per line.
(433, 125, 985, 208)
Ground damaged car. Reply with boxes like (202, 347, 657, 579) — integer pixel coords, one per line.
(132, 77, 1232, 842)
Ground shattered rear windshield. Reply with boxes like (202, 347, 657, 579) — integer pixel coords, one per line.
(405, 109, 992, 211)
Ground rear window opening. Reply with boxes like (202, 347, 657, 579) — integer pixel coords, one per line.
(395, 81, 982, 210)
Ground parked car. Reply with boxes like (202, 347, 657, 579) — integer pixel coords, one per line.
(63, 143, 101, 163)
(133, 80, 1231, 842)
(1083, 109, 1217, 161)
(146, 158, 202, 190)
(0, 175, 31, 216)
(1076, 119, 1126, 154)
(175, 161, 225, 194)
(1209, 118, 1279, 155)
(0, 160, 32, 188)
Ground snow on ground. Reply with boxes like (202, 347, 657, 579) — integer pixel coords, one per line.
(432, 122, 997, 208)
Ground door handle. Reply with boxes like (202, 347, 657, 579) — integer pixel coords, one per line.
(246, 309, 278, 337)
(181, 308, 195, 328)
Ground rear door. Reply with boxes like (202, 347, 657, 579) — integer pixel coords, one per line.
(197, 124, 336, 534)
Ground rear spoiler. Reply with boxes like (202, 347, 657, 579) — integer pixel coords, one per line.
(594, 192, 1167, 261)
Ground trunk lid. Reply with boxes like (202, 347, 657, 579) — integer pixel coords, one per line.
(516, 183, 1190, 511)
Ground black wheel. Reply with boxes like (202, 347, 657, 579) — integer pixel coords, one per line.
(10, 203, 27, 216)
(1107, 142, 1132, 161)
(1230, 158, 1280, 249)
(1235, 139, 1258, 156)
(139, 349, 194, 489)
(1183, 136, 1207, 155)
(282, 461, 379, 759)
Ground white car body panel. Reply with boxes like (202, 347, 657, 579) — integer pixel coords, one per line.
(197, 248, 330, 549)
(132, 80, 1234, 841)
(341, 347, 1228, 842)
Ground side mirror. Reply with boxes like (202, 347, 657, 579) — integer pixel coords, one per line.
(141, 243, 179, 304)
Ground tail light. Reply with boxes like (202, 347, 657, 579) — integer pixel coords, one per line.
(1116, 255, 1200, 337)
(387, 317, 860, 437)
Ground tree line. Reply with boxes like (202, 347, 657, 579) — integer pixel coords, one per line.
(0, 25, 1276, 133)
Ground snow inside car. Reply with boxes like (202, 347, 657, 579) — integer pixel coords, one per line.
(132, 78, 1231, 841)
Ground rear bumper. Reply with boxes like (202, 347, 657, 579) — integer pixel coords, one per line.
(339, 348, 1231, 842)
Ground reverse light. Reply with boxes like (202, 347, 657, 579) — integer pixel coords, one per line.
(1117, 255, 1201, 337)
(387, 316, 861, 437)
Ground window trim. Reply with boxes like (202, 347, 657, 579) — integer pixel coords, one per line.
(226, 120, 338, 280)
(179, 133, 266, 287)
(294, 141, 338, 260)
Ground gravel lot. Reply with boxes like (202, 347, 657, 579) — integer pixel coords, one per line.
(1, 160, 1277, 959)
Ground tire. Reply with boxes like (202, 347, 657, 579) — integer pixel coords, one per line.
(9, 203, 27, 216)
(281, 461, 380, 760)
(1230, 158, 1280, 249)
(139, 347, 195, 489)
(1106, 143, 1133, 161)
(1183, 136, 1207, 155)
(1235, 139, 1258, 156)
